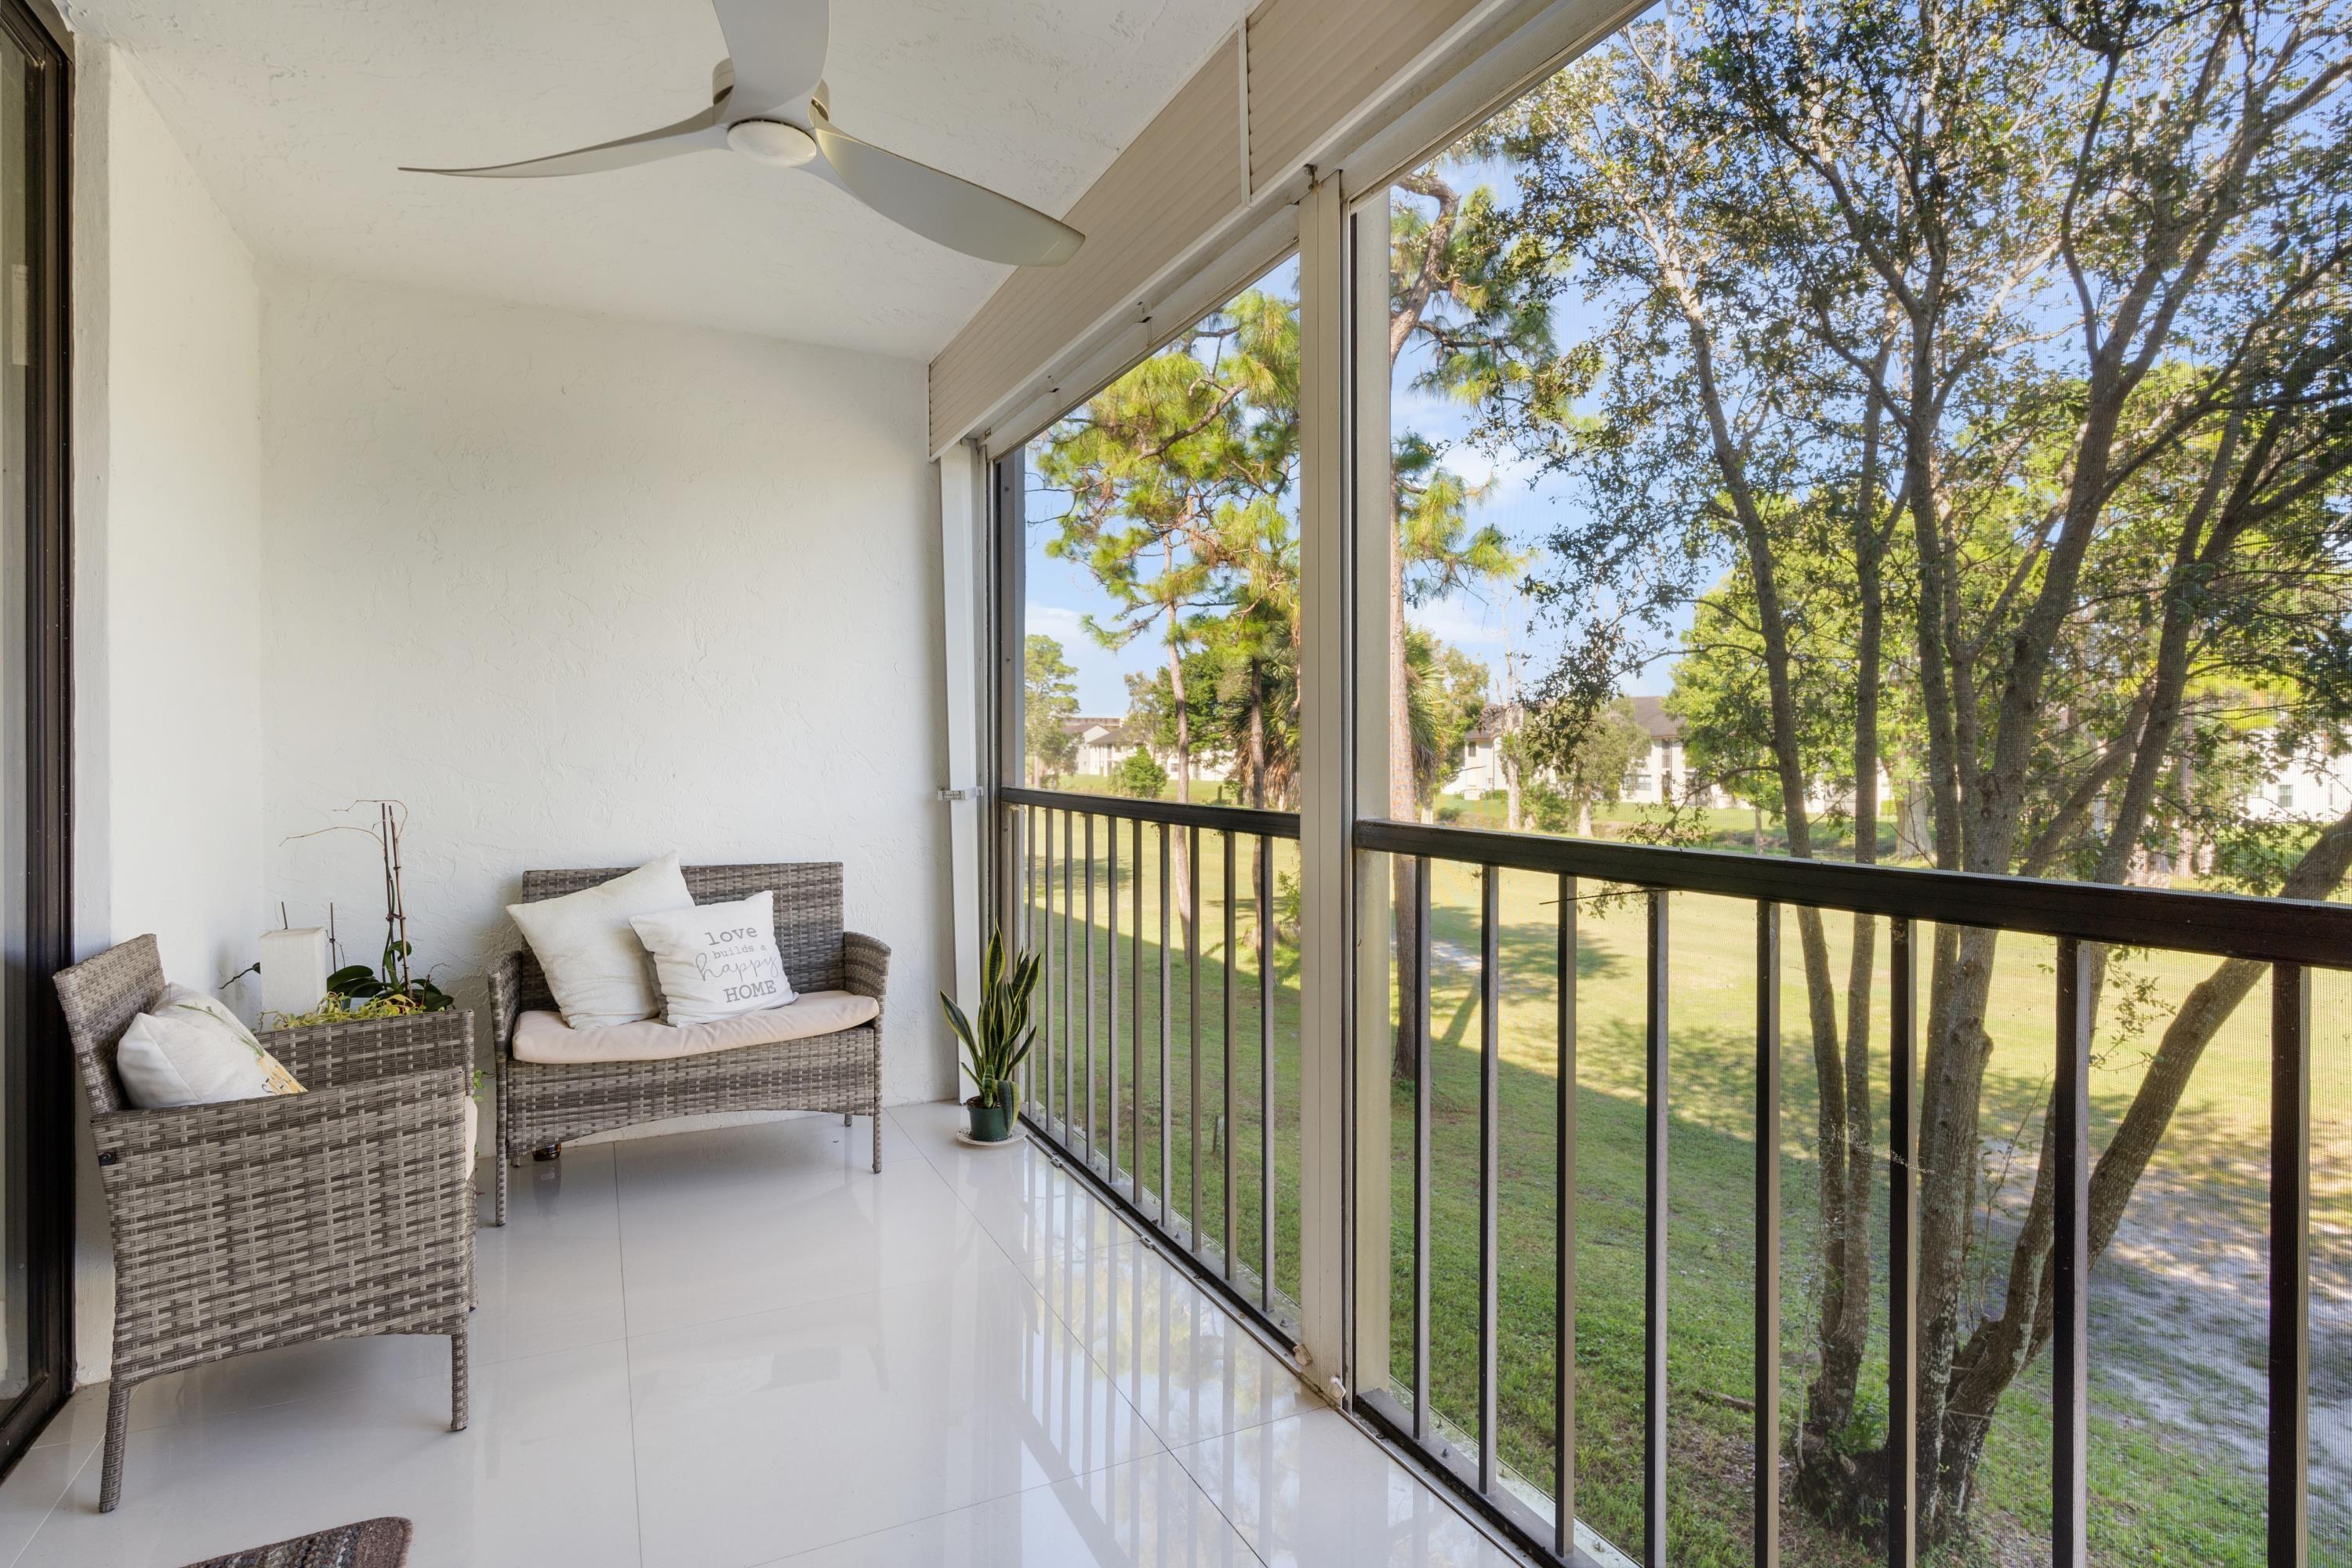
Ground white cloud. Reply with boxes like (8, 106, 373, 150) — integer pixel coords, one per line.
(1025, 602, 1092, 645)
(1410, 590, 1514, 652)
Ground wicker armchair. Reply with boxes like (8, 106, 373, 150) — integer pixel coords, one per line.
(488, 861, 890, 1225)
(54, 935, 476, 1512)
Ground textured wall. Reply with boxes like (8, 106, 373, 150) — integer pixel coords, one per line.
(258, 273, 953, 1110)
(69, 48, 269, 1381)
(93, 55, 267, 1004)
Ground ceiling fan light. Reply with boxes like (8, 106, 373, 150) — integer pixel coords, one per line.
(726, 119, 818, 168)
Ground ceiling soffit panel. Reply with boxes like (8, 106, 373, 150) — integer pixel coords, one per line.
(927, 0, 1548, 456)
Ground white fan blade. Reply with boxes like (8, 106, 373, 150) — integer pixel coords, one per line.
(403, 104, 725, 179)
(711, 0, 829, 117)
(808, 108, 1083, 267)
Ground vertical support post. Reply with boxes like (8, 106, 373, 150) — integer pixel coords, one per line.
(1225, 831, 1239, 1276)
(2272, 962, 2310, 1568)
(1755, 902, 1781, 1568)
(1556, 873, 1578, 1556)
(1889, 917, 1916, 1568)
(938, 446, 985, 1068)
(1645, 890, 1669, 1568)
(1479, 864, 1501, 1497)
(1294, 169, 1351, 1367)
(1413, 855, 1432, 1443)
(2053, 936, 2092, 1568)
(1190, 824, 1204, 1243)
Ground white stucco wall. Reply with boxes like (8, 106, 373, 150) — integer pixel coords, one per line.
(69, 46, 267, 1380)
(257, 272, 953, 1113)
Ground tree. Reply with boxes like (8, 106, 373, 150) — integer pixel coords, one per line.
(1520, 695, 1650, 837)
(1024, 635, 1080, 785)
(1404, 630, 1493, 816)
(1384, 171, 1554, 1076)
(1483, 0, 2352, 1541)
(1037, 285, 1302, 921)
(1109, 746, 1170, 800)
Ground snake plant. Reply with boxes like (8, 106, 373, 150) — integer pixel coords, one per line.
(939, 927, 1039, 1106)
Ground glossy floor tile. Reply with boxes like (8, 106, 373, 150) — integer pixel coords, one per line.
(1170, 1410, 1527, 1568)
(1039, 1237, 1310, 1450)
(2, 1106, 1512, 1568)
(769, 1450, 1262, 1567)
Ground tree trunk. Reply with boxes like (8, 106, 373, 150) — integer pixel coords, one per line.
(1922, 805, 2352, 1534)
(1671, 274, 1864, 1487)
(1390, 496, 1421, 1080)
(1167, 604, 1195, 928)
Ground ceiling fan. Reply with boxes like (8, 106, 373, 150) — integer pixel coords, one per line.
(401, 0, 1085, 268)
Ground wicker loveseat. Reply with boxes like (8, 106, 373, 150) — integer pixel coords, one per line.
(55, 935, 476, 1512)
(487, 861, 889, 1225)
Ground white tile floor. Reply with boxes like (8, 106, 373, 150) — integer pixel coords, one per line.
(2, 1102, 1526, 1567)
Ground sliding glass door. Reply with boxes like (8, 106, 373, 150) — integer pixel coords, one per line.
(0, 0, 70, 1478)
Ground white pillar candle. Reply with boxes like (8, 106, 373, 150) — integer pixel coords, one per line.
(258, 927, 330, 1019)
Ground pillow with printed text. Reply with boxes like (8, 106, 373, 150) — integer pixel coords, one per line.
(629, 890, 798, 1027)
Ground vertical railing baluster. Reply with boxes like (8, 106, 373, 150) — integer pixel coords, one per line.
(1479, 865, 1501, 1497)
(1889, 917, 1917, 1568)
(1022, 804, 1036, 1115)
(1755, 901, 1781, 1568)
(1041, 808, 1054, 1128)
(1133, 818, 1144, 1199)
(2054, 936, 2092, 1568)
(1160, 822, 1174, 1226)
(1108, 818, 1120, 1182)
(1259, 830, 1276, 1311)
(1556, 873, 1579, 1558)
(1062, 809, 1076, 1138)
(1085, 814, 1098, 1164)
(1189, 824, 1203, 1247)
(2272, 962, 2310, 1568)
(1414, 854, 1432, 1443)
(1225, 830, 1239, 1276)
(1645, 890, 1669, 1568)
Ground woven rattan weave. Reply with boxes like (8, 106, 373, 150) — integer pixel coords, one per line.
(487, 862, 889, 1225)
(55, 935, 475, 1513)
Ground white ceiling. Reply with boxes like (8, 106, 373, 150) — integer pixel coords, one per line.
(67, 0, 1252, 360)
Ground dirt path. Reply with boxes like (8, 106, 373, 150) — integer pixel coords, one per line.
(2087, 1165, 2349, 1536)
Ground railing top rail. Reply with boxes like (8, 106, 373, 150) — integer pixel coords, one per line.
(998, 784, 1301, 840)
(1357, 817, 2352, 968)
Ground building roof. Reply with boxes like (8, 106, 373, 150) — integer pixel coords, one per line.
(1628, 695, 1682, 740)
(1064, 715, 1134, 744)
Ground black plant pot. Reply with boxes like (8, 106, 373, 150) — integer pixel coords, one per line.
(965, 1080, 1019, 1142)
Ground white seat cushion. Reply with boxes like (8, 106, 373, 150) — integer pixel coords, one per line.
(512, 989, 880, 1065)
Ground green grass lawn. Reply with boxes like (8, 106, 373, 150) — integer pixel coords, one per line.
(1011, 811, 2352, 1568)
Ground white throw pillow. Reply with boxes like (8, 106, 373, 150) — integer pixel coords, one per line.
(117, 982, 305, 1109)
(509, 852, 696, 1029)
(629, 891, 797, 1027)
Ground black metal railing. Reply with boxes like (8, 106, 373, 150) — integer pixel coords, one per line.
(1001, 784, 1301, 1338)
(1353, 815, 2347, 1568)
